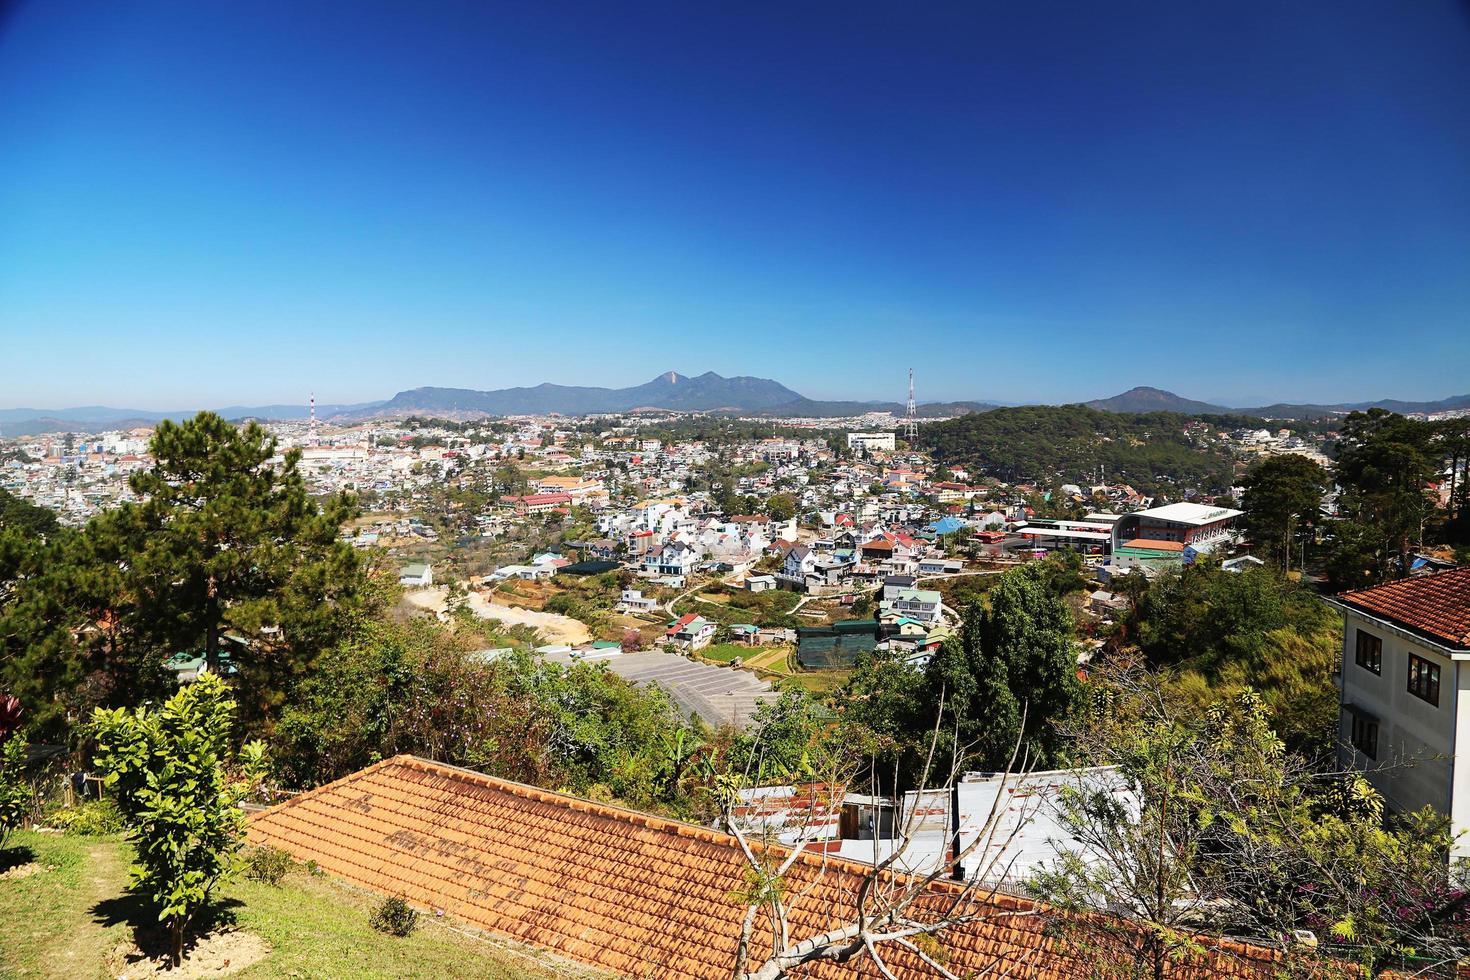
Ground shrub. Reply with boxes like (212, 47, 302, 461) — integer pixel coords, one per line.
(92, 673, 268, 966)
(46, 799, 126, 836)
(0, 738, 28, 851)
(244, 844, 293, 886)
(370, 894, 418, 937)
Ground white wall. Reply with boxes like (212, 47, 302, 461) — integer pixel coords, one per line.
(1339, 609, 1460, 850)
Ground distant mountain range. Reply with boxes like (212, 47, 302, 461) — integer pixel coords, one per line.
(0, 403, 381, 438)
(5, 375, 1469, 437)
(1083, 386, 1470, 420)
(368, 372, 805, 417)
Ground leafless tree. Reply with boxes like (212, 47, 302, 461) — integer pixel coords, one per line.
(1028, 661, 1470, 979)
(719, 695, 1045, 980)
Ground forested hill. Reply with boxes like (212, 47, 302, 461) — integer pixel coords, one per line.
(920, 405, 1250, 493)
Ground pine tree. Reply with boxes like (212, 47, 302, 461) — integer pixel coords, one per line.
(120, 412, 362, 720)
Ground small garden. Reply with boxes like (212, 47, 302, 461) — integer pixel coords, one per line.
(0, 678, 599, 980)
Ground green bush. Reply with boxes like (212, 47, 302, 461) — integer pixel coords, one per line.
(46, 799, 126, 836)
(0, 738, 28, 850)
(369, 894, 418, 937)
(244, 844, 293, 886)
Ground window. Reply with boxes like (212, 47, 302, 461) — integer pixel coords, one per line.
(1350, 713, 1379, 759)
(1408, 654, 1441, 707)
(1354, 630, 1382, 674)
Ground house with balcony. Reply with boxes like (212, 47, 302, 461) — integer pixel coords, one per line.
(642, 540, 699, 585)
(876, 587, 946, 625)
(879, 587, 943, 627)
(616, 589, 659, 613)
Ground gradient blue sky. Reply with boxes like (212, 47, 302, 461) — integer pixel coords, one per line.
(2, 1, 1468, 410)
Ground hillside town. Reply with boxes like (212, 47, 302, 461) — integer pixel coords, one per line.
(6, 394, 1470, 978)
(6, 2, 1470, 976)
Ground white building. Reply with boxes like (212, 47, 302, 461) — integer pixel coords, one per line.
(1335, 568, 1470, 859)
(616, 589, 659, 613)
(398, 563, 433, 587)
(836, 767, 1137, 884)
(846, 432, 897, 453)
(1109, 502, 1242, 553)
(880, 587, 943, 627)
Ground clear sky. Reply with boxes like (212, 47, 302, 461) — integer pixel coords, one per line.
(2, 1, 1468, 410)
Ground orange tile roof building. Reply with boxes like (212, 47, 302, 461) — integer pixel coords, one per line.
(1338, 566, 1470, 652)
(248, 755, 1308, 979)
(1335, 567, 1470, 860)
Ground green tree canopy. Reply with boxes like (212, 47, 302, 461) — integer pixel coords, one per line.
(1240, 453, 1328, 569)
(1329, 409, 1439, 586)
(118, 412, 363, 721)
(1127, 563, 1340, 754)
(841, 562, 1082, 789)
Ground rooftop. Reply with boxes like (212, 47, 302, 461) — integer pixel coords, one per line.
(246, 755, 1307, 979)
(1337, 566, 1470, 651)
(1119, 538, 1187, 553)
(1130, 502, 1243, 526)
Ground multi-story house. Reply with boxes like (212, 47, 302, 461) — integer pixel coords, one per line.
(1334, 568, 1470, 859)
(642, 541, 699, 584)
(880, 587, 943, 627)
(665, 613, 716, 651)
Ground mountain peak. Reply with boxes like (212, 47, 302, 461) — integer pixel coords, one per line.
(1085, 387, 1230, 415)
(371, 371, 803, 417)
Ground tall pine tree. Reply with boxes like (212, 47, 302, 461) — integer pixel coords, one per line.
(121, 412, 363, 721)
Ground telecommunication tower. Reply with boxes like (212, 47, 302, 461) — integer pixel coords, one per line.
(308, 392, 318, 445)
(902, 368, 918, 443)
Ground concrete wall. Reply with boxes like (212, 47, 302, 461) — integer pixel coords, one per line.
(1339, 608, 1463, 853)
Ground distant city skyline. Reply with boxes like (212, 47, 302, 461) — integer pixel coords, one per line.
(3, 2, 1468, 409)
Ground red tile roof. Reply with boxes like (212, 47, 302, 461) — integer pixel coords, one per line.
(1120, 538, 1186, 552)
(248, 756, 1307, 980)
(1338, 566, 1470, 651)
(512, 492, 574, 506)
(666, 612, 700, 635)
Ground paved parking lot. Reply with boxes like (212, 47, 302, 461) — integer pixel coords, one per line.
(543, 649, 777, 728)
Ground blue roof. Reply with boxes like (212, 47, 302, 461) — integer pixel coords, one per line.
(928, 516, 964, 535)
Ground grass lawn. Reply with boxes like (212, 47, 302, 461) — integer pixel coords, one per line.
(696, 642, 751, 663)
(779, 669, 852, 697)
(730, 644, 852, 698)
(740, 646, 792, 672)
(0, 830, 598, 980)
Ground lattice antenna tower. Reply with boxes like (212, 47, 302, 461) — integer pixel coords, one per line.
(309, 392, 318, 444)
(902, 368, 919, 443)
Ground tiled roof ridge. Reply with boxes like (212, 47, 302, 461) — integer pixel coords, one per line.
(395, 756, 1308, 967)
(255, 754, 1302, 973)
(1336, 566, 1470, 647)
(251, 753, 405, 822)
(315, 756, 1037, 904)
(1338, 564, 1470, 600)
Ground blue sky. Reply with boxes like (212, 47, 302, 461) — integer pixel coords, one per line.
(2, 1, 1468, 410)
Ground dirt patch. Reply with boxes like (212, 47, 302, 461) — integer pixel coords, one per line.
(109, 928, 270, 979)
(0, 861, 46, 880)
(404, 586, 592, 645)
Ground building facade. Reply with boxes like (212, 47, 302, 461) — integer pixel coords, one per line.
(1334, 568, 1470, 860)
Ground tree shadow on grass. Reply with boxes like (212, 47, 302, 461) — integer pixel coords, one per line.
(90, 892, 243, 963)
(0, 844, 36, 873)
